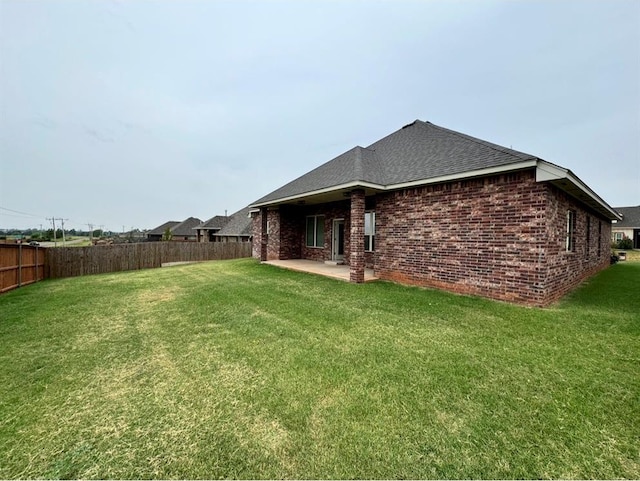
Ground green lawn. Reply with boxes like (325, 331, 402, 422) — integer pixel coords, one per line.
(0, 259, 638, 479)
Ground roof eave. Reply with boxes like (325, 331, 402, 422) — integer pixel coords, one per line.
(249, 181, 385, 208)
(249, 159, 619, 221)
(535, 161, 621, 221)
(249, 161, 539, 208)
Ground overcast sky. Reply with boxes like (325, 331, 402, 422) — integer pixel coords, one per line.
(1, 0, 638, 231)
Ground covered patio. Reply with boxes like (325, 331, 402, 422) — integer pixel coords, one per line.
(263, 259, 378, 282)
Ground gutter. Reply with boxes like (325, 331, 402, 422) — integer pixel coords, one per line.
(250, 159, 620, 221)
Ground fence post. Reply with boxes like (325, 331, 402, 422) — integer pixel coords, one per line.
(18, 242, 22, 287)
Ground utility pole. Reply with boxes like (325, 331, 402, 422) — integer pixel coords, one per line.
(47, 217, 57, 247)
(58, 218, 68, 246)
(87, 223, 94, 244)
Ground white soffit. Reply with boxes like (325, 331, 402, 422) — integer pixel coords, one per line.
(536, 161, 620, 220)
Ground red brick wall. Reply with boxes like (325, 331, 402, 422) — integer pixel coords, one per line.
(253, 202, 352, 262)
(350, 189, 365, 283)
(375, 169, 611, 306)
(541, 185, 611, 304)
(299, 201, 351, 262)
(252, 169, 612, 305)
(251, 211, 261, 259)
(265, 210, 280, 260)
(278, 205, 303, 259)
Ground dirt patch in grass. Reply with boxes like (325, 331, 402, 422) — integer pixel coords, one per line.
(136, 286, 183, 304)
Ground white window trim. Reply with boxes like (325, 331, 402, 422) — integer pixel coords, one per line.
(566, 210, 576, 252)
(306, 215, 324, 248)
(364, 211, 375, 252)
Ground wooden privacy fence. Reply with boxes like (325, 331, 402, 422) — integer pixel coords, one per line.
(0, 244, 46, 293)
(47, 242, 252, 279)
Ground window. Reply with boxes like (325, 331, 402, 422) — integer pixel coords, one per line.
(598, 221, 602, 256)
(364, 211, 375, 251)
(614, 232, 623, 242)
(306, 215, 324, 248)
(586, 216, 591, 258)
(566, 210, 576, 252)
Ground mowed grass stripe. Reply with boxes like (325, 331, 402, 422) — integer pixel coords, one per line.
(0, 258, 638, 479)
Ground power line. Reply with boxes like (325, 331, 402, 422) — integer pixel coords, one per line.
(0, 206, 46, 219)
(0, 212, 40, 218)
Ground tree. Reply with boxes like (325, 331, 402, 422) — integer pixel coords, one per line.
(43, 228, 63, 241)
(162, 227, 173, 241)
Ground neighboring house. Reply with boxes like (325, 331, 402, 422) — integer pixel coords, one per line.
(170, 217, 202, 241)
(195, 215, 230, 242)
(612, 206, 640, 248)
(147, 221, 180, 242)
(213, 207, 252, 243)
(249, 120, 620, 307)
(147, 217, 202, 242)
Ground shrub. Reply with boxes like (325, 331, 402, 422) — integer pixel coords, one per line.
(162, 227, 173, 241)
(617, 237, 633, 250)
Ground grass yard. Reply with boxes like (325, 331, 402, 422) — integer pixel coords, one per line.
(620, 248, 640, 262)
(0, 258, 638, 479)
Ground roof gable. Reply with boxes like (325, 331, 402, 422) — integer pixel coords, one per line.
(171, 217, 202, 236)
(367, 121, 536, 185)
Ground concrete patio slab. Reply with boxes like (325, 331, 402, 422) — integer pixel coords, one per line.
(263, 259, 378, 282)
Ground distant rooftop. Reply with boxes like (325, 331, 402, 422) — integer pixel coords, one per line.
(214, 207, 252, 237)
(613, 206, 640, 228)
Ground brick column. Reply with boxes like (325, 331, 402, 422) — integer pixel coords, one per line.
(260, 208, 268, 262)
(350, 189, 365, 283)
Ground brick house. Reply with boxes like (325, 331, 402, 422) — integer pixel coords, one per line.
(147, 217, 202, 242)
(195, 215, 230, 242)
(212, 207, 253, 243)
(170, 217, 202, 241)
(147, 221, 179, 242)
(249, 120, 620, 306)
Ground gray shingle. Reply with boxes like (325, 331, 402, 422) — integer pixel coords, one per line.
(198, 215, 230, 230)
(148, 221, 180, 235)
(251, 120, 538, 206)
(214, 207, 252, 237)
(613, 206, 640, 228)
(171, 217, 202, 236)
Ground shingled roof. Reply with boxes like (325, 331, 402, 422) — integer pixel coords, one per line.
(250, 120, 620, 221)
(214, 207, 252, 238)
(148, 221, 180, 236)
(251, 120, 538, 206)
(171, 217, 202, 236)
(196, 215, 230, 230)
(613, 206, 640, 228)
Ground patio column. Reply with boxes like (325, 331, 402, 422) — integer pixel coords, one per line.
(260, 207, 268, 262)
(350, 189, 365, 283)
